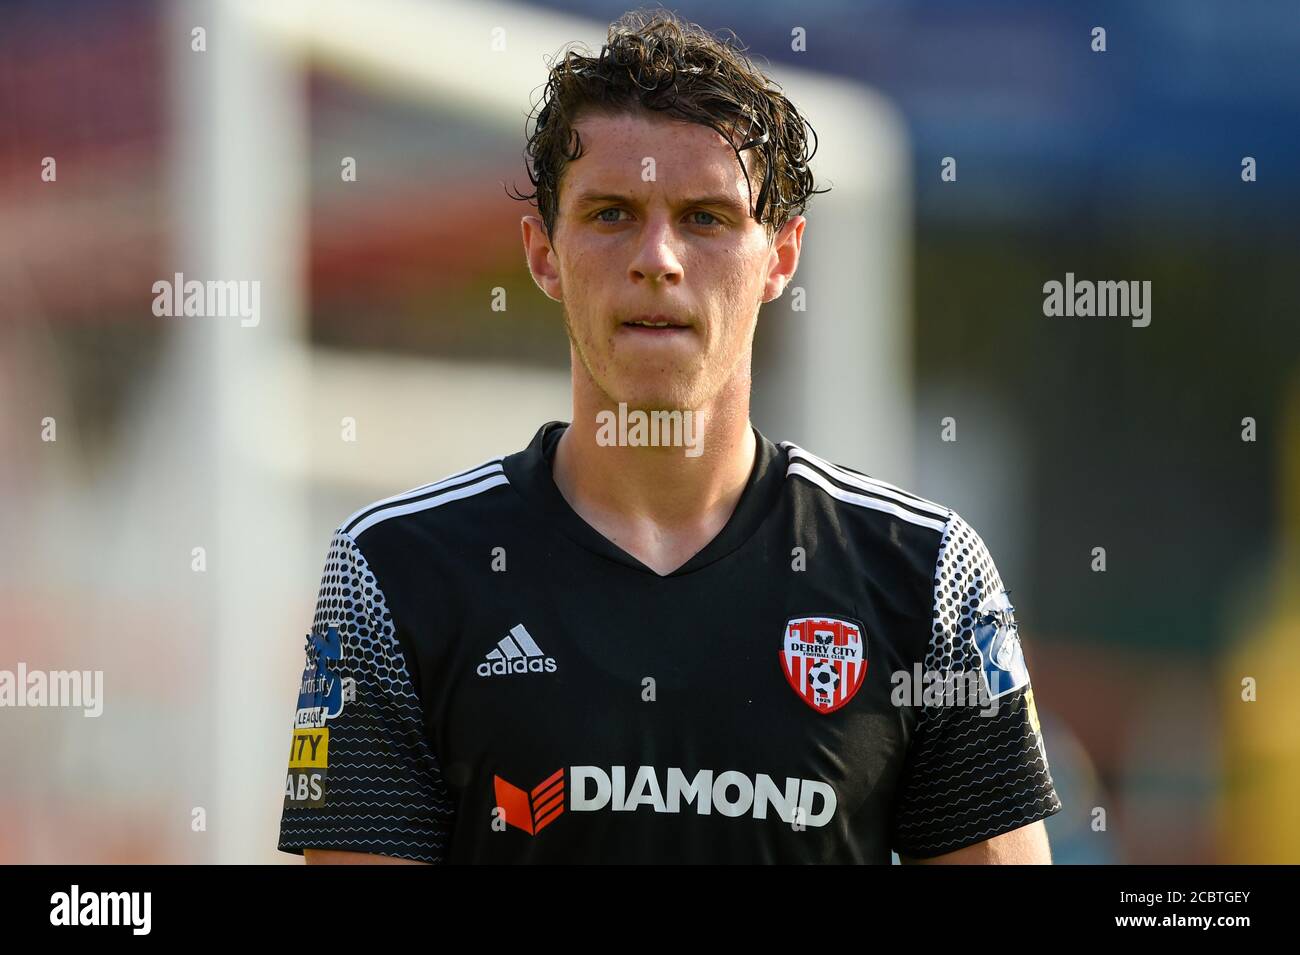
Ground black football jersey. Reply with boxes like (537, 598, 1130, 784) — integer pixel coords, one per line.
(277, 420, 1061, 863)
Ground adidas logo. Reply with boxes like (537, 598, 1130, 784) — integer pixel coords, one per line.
(477, 624, 558, 677)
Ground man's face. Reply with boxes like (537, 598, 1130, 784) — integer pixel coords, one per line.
(522, 110, 803, 412)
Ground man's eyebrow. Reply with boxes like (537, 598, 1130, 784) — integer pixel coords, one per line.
(571, 190, 748, 213)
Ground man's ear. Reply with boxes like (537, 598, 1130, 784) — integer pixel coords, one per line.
(761, 215, 806, 304)
(521, 215, 562, 302)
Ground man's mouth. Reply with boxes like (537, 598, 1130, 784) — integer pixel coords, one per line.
(622, 314, 691, 331)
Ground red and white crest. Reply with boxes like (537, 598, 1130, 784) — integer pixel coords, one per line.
(779, 616, 868, 714)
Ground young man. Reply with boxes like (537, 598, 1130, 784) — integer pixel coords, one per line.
(278, 11, 1060, 864)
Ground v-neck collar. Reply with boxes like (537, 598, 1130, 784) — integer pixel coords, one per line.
(502, 420, 785, 577)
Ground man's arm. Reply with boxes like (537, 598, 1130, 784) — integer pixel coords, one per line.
(304, 849, 431, 865)
(899, 819, 1052, 865)
(277, 527, 454, 863)
(888, 511, 1062, 862)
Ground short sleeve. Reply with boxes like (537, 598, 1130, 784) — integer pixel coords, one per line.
(889, 511, 1062, 859)
(277, 527, 455, 862)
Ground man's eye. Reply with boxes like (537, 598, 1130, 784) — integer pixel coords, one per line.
(688, 211, 720, 227)
(594, 208, 626, 223)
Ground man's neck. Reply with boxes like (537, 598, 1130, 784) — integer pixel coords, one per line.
(552, 377, 757, 576)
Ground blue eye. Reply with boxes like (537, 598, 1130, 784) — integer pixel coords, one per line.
(591, 208, 720, 227)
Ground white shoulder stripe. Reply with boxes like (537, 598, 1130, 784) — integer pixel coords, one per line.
(787, 463, 949, 532)
(782, 443, 949, 519)
(348, 473, 510, 537)
(342, 458, 504, 530)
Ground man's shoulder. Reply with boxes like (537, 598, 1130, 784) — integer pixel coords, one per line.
(335, 455, 516, 558)
(776, 438, 955, 541)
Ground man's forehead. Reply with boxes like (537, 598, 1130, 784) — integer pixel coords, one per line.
(565, 111, 755, 198)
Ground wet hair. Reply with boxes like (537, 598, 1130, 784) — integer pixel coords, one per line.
(511, 8, 827, 239)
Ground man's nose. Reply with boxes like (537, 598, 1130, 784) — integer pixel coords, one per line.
(628, 218, 683, 285)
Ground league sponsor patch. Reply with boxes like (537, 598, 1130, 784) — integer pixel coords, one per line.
(1025, 687, 1041, 736)
(288, 728, 329, 768)
(285, 626, 348, 809)
(971, 589, 1030, 700)
(295, 625, 345, 728)
(1024, 687, 1050, 768)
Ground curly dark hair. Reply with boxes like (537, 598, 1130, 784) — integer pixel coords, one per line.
(511, 8, 827, 240)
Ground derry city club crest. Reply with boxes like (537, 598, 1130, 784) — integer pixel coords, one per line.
(779, 616, 868, 714)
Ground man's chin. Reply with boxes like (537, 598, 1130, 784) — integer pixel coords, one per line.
(590, 369, 700, 413)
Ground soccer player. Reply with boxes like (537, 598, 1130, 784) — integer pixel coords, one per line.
(278, 10, 1061, 864)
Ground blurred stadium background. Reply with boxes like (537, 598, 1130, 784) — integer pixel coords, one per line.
(1, 0, 1297, 863)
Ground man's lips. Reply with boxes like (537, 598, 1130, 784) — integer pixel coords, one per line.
(621, 313, 692, 330)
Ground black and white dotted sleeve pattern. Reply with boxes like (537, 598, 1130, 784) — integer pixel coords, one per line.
(889, 511, 1061, 859)
(277, 527, 454, 862)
